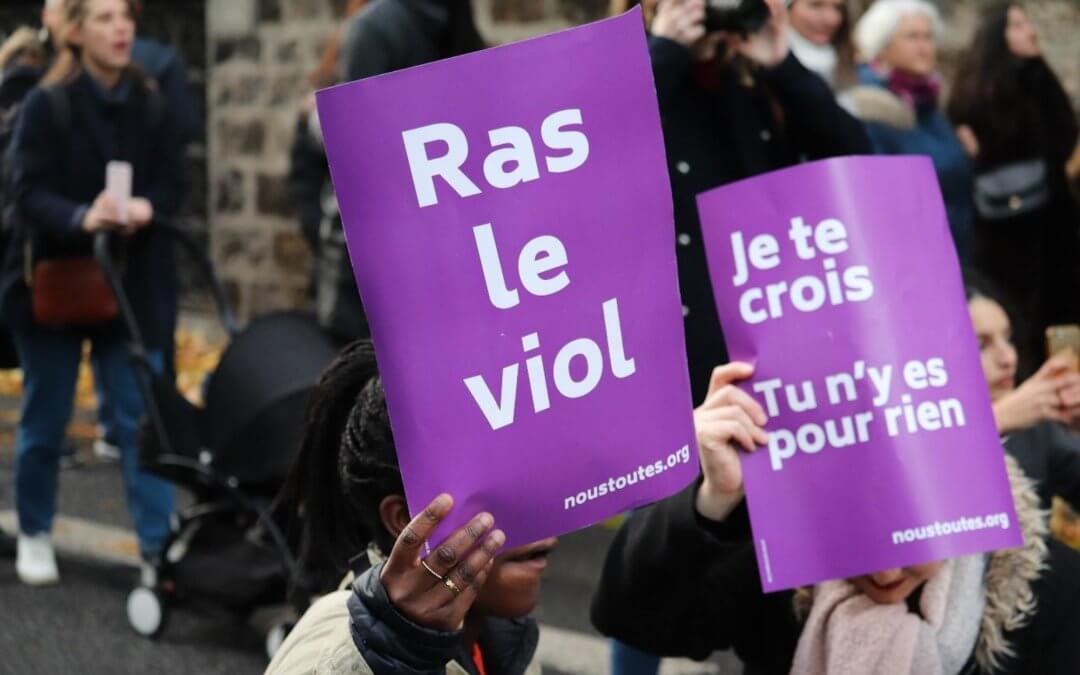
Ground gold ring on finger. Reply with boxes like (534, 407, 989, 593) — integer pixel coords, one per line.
(421, 560, 444, 581)
(443, 576, 462, 597)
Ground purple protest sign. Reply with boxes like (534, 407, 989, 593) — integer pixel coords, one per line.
(315, 10, 697, 549)
(697, 156, 1022, 592)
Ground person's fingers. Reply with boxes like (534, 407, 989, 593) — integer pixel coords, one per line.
(384, 494, 452, 575)
(709, 404, 768, 446)
(700, 416, 757, 453)
(705, 382, 768, 425)
(705, 362, 754, 401)
(444, 529, 505, 609)
(685, 23, 707, 44)
(1060, 384, 1080, 407)
(423, 511, 495, 579)
(448, 557, 497, 621)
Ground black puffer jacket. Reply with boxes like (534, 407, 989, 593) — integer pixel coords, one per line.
(648, 36, 871, 402)
(349, 562, 539, 675)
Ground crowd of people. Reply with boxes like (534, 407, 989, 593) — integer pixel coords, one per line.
(0, 0, 1078, 673)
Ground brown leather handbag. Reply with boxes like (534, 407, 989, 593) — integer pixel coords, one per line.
(27, 253, 120, 327)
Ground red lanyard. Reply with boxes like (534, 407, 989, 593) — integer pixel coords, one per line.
(471, 643, 487, 675)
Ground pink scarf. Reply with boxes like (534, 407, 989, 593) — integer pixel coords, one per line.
(790, 555, 985, 675)
(873, 62, 942, 109)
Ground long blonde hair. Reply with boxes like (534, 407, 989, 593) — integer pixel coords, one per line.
(0, 27, 47, 71)
(42, 0, 140, 86)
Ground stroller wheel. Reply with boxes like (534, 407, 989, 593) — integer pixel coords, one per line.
(127, 586, 167, 638)
(265, 620, 294, 661)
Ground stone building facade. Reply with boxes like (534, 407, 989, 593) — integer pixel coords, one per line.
(208, 0, 1079, 321)
(205, 0, 612, 319)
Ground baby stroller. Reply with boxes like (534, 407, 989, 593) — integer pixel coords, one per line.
(94, 224, 340, 657)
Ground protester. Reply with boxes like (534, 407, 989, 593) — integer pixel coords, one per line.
(591, 361, 1080, 674)
(848, 0, 974, 262)
(40, 0, 197, 461)
(0, 0, 184, 585)
(948, 3, 1080, 378)
(612, 0, 870, 403)
(288, 0, 369, 344)
(786, 0, 856, 89)
(966, 271, 1080, 511)
(267, 341, 555, 674)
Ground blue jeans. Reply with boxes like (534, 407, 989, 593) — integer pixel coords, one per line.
(13, 328, 174, 558)
(611, 640, 661, 675)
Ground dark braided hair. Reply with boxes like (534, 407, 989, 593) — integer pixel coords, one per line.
(279, 340, 405, 593)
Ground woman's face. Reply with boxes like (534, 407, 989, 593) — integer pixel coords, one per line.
(473, 537, 558, 618)
(789, 0, 846, 47)
(70, 0, 135, 75)
(1005, 6, 1040, 58)
(850, 561, 945, 604)
(970, 297, 1018, 400)
(879, 13, 937, 76)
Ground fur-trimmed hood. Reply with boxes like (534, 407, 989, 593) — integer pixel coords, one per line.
(973, 455, 1047, 672)
(793, 455, 1048, 673)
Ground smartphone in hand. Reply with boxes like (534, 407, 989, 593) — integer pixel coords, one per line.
(1047, 325, 1080, 372)
(106, 161, 133, 225)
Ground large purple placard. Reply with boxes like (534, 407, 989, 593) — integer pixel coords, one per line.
(697, 156, 1022, 592)
(316, 10, 697, 549)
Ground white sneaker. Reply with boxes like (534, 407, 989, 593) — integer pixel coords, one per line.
(139, 561, 157, 588)
(93, 437, 121, 462)
(16, 533, 60, 586)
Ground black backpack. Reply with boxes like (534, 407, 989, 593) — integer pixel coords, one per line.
(0, 63, 44, 235)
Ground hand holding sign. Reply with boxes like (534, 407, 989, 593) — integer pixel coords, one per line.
(698, 156, 1022, 591)
(316, 10, 696, 549)
(380, 494, 505, 632)
(693, 362, 770, 522)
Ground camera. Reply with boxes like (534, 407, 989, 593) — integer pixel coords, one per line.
(704, 0, 771, 35)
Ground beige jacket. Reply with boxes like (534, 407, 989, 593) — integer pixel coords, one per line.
(265, 589, 541, 675)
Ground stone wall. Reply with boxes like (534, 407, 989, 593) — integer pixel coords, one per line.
(206, 0, 1078, 321)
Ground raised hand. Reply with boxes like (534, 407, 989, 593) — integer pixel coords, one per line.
(379, 494, 505, 632)
(693, 362, 769, 522)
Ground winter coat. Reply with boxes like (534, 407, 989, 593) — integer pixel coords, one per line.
(266, 562, 540, 675)
(947, 57, 1080, 376)
(1005, 421, 1080, 512)
(648, 36, 871, 403)
(0, 70, 184, 349)
(848, 65, 975, 263)
(591, 458, 1080, 675)
(340, 0, 455, 83)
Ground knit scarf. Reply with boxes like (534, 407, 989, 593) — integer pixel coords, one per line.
(790, 554, 986, 675)
(787, 27, 838, 87)
(877, 64, 942, 109)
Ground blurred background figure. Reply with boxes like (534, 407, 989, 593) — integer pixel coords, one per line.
(965, 270, 1080, 514)
(288, 0, 369, 345)
(1, 0, 185, 586)
(786, 0, 856, 90)
(948, 3, 1080, 379)
(849, 0, 974, 263)
(288, 0, 486, 345)
(41, 0, 198, 463)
